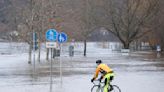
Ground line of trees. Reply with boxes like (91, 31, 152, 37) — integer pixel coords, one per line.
(87, 0, 160, 49)
(0, 0, 164, 63)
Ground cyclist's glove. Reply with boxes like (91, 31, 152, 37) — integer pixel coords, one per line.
(91, 78, 94, 82)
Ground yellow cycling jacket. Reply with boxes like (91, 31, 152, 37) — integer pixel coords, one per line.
(93, 63, 113, 79)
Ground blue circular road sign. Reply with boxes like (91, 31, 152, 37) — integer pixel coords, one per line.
(58, 32, 68, 43)
(46, 29, 58, 41)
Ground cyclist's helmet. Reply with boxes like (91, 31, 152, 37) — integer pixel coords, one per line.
(96, 60, 102, 64)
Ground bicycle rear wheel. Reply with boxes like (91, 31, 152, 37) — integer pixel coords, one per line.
(91, 85, 103, 92)
(109, 85, 121, 92)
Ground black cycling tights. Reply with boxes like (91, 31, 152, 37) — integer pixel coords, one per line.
(105, 76, 114, 85)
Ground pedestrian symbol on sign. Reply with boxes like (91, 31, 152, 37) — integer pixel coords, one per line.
(49, 30, 54, 40)
(46, 29, 58, 41)
(59, 34, 64, 42)
(58, 32, 67, 43)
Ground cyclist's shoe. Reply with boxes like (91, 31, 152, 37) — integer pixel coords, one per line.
(108, 85, 113, 92)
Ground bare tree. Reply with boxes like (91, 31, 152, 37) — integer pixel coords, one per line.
(151, 0, 164, 51)
(155, 0, 164, 51)
(140, 0, 164, 51)
(51, 0, 97, 56)
(14, 0, 60, 63)
(93, 0, 159, 49)
(15, 0, 46, 63)
(16, 0, 35, 64)
(77, 0, 98, 56)
(112, 0, 159, 49)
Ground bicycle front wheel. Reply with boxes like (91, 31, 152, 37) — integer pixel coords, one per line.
(110, 85, 121, 92)
(91, 85, 103, 92)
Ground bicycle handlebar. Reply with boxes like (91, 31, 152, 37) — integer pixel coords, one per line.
(92, 80, 104, 85)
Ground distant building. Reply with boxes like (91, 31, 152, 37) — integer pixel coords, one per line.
(87, 28, 120, 42)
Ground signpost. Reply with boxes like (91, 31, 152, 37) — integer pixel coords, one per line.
(46, 29, 68, 91)
(46, 29, 58, 92)
(58, 32, 68, 84)
(33, 32, 38, 75)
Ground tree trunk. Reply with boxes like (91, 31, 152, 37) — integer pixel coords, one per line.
(123, 42, 130, 49)
(28, 44, 32, 64)
(160, 43, 163, 52)
(37, 40, 41, 62)
(46, 48, 49, 61)
(84, 40, 87, 56)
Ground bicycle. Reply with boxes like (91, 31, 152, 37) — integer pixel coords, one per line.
(91, 80, 121, 92)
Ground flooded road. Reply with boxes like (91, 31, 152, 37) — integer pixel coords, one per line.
(0, 51, 164, 92)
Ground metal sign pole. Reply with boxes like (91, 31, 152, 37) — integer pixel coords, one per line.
(49, 48, 52, 92)
(59, 43, 63, 84)
(33, 32, 36, 75)
(57, 32, 67, 85)
(46, 29, 58, 92)
(46, 30, 67, 91)
(33, 50, 35, 74)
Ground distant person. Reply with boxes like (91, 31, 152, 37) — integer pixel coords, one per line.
(91, 60, 114, 92)
(156, 45, 161, 53)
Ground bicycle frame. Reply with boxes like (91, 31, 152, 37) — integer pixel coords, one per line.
(91, 80, 121, 92)
(91, 80, 104, 92)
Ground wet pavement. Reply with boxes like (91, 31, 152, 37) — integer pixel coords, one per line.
(0, 51, 164, 92)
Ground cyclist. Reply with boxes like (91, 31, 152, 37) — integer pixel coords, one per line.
(91, 60, 114, 92)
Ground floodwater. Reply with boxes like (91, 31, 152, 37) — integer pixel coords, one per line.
(0, 51, 164, 92)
